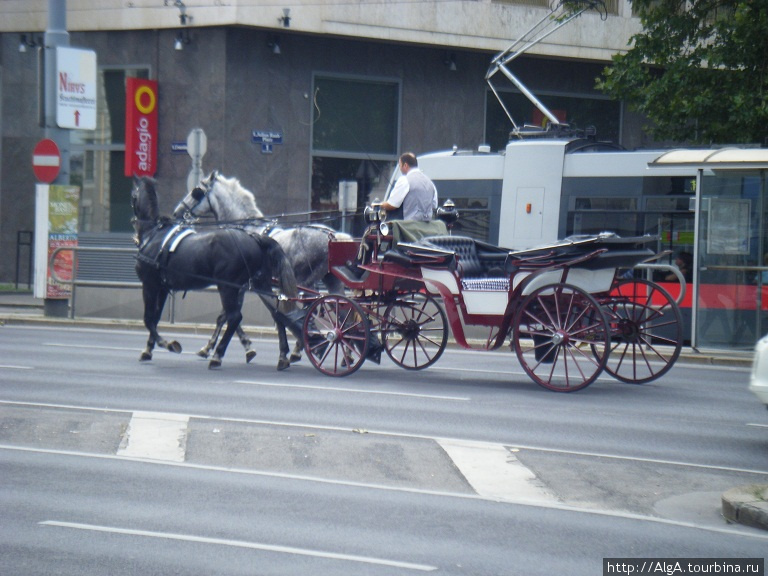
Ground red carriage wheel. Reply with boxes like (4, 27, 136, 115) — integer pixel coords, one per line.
(382, 291, 448, 370)
(596, 278, 683, 384)
(513, 283, 610, 392)
(302, 295, 370, 377)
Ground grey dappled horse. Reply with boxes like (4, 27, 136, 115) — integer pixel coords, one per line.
(172, 171, 350, 363)
(132, 175, 299, 370)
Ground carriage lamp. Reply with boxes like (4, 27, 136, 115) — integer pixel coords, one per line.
(19, 34, 40, 53)
(174, 29, 191, 51)
(280, 8, 291, 27)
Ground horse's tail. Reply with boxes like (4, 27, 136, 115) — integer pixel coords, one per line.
(261, 235, 299, 313)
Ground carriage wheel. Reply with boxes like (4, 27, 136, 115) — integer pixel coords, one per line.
(596, 278, 683, 384)
(303, 295, 370, 377)
(382, 292, 448, 370)
(513, 283, 610, 392)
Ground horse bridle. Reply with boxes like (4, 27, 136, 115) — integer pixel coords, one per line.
(178, 171, 219, 220)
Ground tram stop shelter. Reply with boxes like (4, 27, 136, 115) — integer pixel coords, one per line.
(651, 148, 768, 351)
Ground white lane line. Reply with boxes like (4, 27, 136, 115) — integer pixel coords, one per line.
(44, 343, 139, 352)
(117, 412, 189, 462)
(4, 446, 767, 541)
(438, 439, 557, 504)
(0, 365, 33, 370)
(236, 380, 470, 401)
(747, 422, 768, 429)
(2, 400, 766, 477)
(39, 521, 438, 572)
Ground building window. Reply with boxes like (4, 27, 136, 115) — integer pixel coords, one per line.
(71, 66, 150, 233)
(310, 75, 400, 235)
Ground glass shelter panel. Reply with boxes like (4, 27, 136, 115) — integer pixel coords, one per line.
(695, 171, 768, 349)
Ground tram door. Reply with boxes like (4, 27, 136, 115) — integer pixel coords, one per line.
(695, 171, 768, 349)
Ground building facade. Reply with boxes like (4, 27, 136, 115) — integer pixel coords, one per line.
(1, 0, 651, 285)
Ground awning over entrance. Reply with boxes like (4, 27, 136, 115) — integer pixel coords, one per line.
(650, 148, 768, 170)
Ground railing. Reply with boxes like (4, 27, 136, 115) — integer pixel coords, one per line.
(49, 245, 141, 320)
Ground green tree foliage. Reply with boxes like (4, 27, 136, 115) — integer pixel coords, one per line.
(597, 0, 768, 144)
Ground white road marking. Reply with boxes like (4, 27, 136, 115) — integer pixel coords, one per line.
(0, 365, 33, 370)
(39, 520, 438, 571)
(117, 412, 189, 462)
(1, 445, 765, 540)
(236, 380, 470, 401)
(438, 438, 557, 504)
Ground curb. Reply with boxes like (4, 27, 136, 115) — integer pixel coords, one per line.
(721, 484, 768, 531)
(0, 308, 755, 367)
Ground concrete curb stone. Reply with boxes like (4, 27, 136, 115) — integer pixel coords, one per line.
(721, 485, 768, 531)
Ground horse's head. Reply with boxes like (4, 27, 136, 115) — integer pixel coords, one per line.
(131, 175, 160, 243)
(132, 175, 160, 220)
(172, 170, 219, 220)
(172, 170, 264, 222)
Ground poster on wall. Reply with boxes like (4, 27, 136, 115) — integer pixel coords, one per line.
(34, 185, 80, 299)
(707, 199, 750, 255)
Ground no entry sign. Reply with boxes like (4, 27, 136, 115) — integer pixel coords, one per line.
(33, 139, 61, 183)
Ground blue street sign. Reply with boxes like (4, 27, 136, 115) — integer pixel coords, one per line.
(171, 141, 188, 153)
(252, 130, 283, 145)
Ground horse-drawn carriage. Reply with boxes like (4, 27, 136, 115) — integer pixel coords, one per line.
(137, 172, 682, 393)
(289, 205, 683, 392)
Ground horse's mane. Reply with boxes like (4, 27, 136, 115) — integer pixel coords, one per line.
(214, 174, 264, 219)
(136, 175, 160, 220)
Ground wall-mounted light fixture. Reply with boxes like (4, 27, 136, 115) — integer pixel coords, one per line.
(19, 34, 41, 53)
(443, 52, 457, 72)
(279, 7, 291, 28)
(175, 29, 191, 51)
(267, 36, 281, 55)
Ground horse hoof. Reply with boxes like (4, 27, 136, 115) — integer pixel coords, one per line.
(245, 350, 257, 363)
(139, 352, 152, 362)
(197, 348, 210, 359)
(208, 358, 222, 369)
(277, 358, 291, 371)
(168, 341, 183, 354)
(289, 353, 302, 363)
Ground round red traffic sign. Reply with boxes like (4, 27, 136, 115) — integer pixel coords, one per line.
(32, 138, 61, 183)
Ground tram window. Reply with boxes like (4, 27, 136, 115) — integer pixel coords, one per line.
(643, 176, 695, 197)
(570, 197, 637, 211)
(568, 212, 639, 237)
(445, 197, 490, 240)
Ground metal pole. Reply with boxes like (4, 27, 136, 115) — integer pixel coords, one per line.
(43, 0, 71, 317)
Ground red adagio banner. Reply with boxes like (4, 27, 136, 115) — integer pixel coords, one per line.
(124, 78, 158, 177)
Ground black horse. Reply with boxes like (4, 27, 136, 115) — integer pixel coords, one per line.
(131, 175, 299, 369)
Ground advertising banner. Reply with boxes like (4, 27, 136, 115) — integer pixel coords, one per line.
(34, 185, 79, 299)
(124, 78, 158, 177)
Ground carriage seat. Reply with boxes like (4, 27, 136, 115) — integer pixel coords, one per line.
(418, 235, 512, 291)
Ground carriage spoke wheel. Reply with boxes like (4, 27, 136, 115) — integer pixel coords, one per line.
(513, 283, 610, 392)
(596, 278, 683, 384)
(303, 295, 370, 377)
(383, 292, 448, 370)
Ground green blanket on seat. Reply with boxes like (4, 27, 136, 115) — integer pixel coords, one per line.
(390, 220, 448, 247)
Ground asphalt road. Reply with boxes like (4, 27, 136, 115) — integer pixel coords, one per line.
(1, 323, 766, 575)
